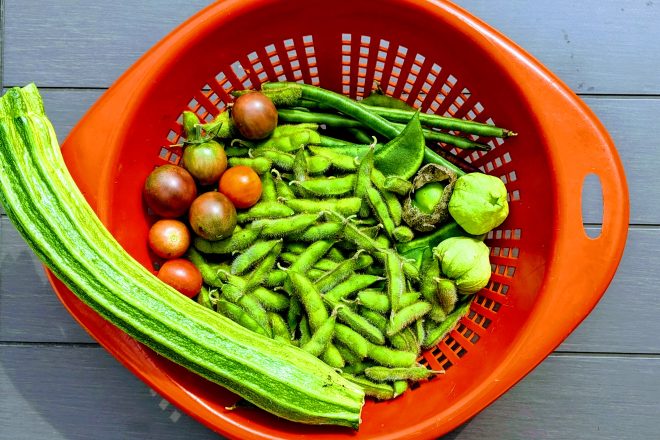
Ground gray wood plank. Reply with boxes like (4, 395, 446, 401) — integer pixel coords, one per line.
(5, 1, 660, 94)
(2, 216, 657, 353)
(2, 346, 659, 439)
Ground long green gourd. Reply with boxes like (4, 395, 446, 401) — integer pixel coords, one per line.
(0, 85, 364, 428)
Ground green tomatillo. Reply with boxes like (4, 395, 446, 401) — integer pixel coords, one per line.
(448, 173, 509, 235)
(433, 236, 491, 294)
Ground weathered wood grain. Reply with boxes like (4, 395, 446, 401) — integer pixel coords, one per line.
(1, 216, 655, 353)
(2, 346, 659, 440)
(5, 1, 660, 94)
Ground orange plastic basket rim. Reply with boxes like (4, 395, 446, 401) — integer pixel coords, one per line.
(47, 0, 629, 439)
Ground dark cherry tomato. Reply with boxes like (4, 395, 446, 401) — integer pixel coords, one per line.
(157, 258, 202, 298)
(218, 166, 262, 209)
(182, 140, 228, 186)
(143, 164, 197, 218)
(188, 191, 237, 241)
(231, 91, 278, 140)
(148, 219, 190, 259)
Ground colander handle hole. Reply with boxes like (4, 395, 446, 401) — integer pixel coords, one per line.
(582, 173, 603, 239)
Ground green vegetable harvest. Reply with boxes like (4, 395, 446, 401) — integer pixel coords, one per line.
(448, 172, 510, 235)
(433, 236, 492, 294)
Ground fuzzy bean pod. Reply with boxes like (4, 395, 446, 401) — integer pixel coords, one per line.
(227, 156, 272, 174)
(250, 213, 320, 238)
(334, 324, 370, 359)
(288, 271, 329, 332)
(284, 198, 362, 216)
(216, 299, 269, 337)
(193, 228, 260, 254)
(323, 274, 385, 305)
(236, 202, 294, 223)
(364, 366, 443, 382)
(302, 310, 337, 357)
(341, 374, 394, 400)
(230, 239, 281, 275)
(366, 344, 417, 368)
(291, 175, 357, 198)
(387, 302, 432, 336)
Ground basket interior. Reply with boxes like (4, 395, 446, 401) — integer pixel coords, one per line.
(98, 0, 557, 437)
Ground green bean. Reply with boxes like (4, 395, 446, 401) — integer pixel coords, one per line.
(272, 169, 297, 200)
(366, 343, 417, 368)
(232, 86, 303, 106)
(323, 274, 385, 305)
(383, 176, 413, 195)
(391, 121, 491, 151)
(230, 239, 281, 275)
(334, 324, 370, 359)
(245, 241, 283, 290)
(269, 312, 293, 344)
(347, 127, 374, 145)
(290, 222, 344, 242)
(364, 366, 443, 382)
(366, 187, 396, 236)
(422, 298, 473, 349)
(387, 301, 432, 336)
(193, 228, 260, 254)
(227, 157, 272, 174)
(423, 147, 466, 176)
(360, 103, 516, 138)
(354, 147, 375, 217)
(250, 148, 295, 170)
(436, 277, 458, 314)
(289, 240, 334, 274)
(302, 309, 337, 357)
(236, 201, 294, 223)
(249, 213, 319, 238)
(308, 146, 358, 171)
(216, 299, 269, 337)
(321, 344, 345, 369)
(251, 287, 289, 311)
(341, 374, 394, 400)
(288, 271, 329, 331)
(384, 251, 405, 316)
(284, 197, 362, 216)
(393, 380, 408, 398)
(277, 108, 364, 128)
(341, 361, 375, 375)
(291, 175, 357, 198)
(393, 225, 414, 242)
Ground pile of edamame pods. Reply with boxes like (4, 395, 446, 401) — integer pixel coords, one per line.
(187, 82, 514, 400)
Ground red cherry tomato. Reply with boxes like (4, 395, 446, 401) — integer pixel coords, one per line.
(157, 259, 202, 298)
(143, 164, 197, 218)
(218, 166, 262, 209)
(147, 219, 190, 259)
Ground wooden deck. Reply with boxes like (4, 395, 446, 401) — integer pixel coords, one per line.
(1, 1, 658, 438)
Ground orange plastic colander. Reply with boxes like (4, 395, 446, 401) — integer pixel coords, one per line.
(46, 0, 628, 438)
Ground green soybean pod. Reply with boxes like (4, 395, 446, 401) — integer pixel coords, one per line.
(388, 327, 420, 354)
(245, 241, 283, 290)
(383, 191, 403, 226)
(238, 293, 272, 337)
(366, 343, 418, 368)
(314, 252, 362, 294)
(321, 344, 346, 369)
(289, 240, 335, 274)
(301, 310, 337, 357)
(216, 299, 269, 337)
(278, 252, 298, 265)
(326, 247, 346, 263)
(341, 361, 375, 375)
(324, 274, 385, 305)
(291, 222, 344, 242)
(392, 380, 409, 398)
(285, 242, 306, 254)
(312, 258, 340, 271)
(251, 148, 295, 170)
(422, 298, 472, 349)
(260, 167, 277, 202)
(436, 277, 459, 314)
(269, 312, 292, 344)
(251, 287, 289, 311)
(325, 302, 386, 345)
(375, 234, 391, 249)
(196, 285, 214, 310)
(292, 175, 357, 198)
(193, 228, 260, 254)
(364, 366, 443, 382)
(307, 268, 326, 281)
(227, 156, 272, 174)
(370, 167, 387, 191)
(334, 323, 370, 359)
(186, 248, 228, 287)
(217, 269, 248, 290)
(292, 148, 308, 183)
(354, 147, 375, 217)
(230, 239, 281, 275)
(393, 225, 414, 243)
(308, 145, 358, 171)
(415, 318, 426, 345)
(288, 271, 329, 331)
(250, 213, 320, 238)
(383, 176, 413, 195)
(221, 282, 245, 303)
(299, 315, 312, 346)
(265, 269, 287, 288)
(359, 224, 383, 239)
(272, 169, 297, 200)
(236, 202, 295, 223)
(284, 197, 362, 216)
(367, 187, 396, 236)
(384, 251, 405, 316)
(323, 211, 387, 256)
(341, 374, 394, 401)
(360, 308, 388, 333)
(335, 342, 362, 365)
(306, 154, 332, 174)
(287, 296, 302, 338)
(357, 290, 390, 313)
(387, 301, 432, 336)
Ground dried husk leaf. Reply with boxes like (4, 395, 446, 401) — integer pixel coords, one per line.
(402, 163, 457, 232)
